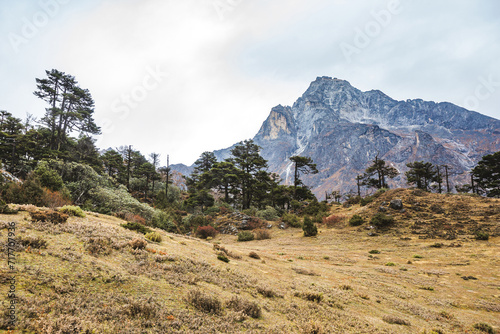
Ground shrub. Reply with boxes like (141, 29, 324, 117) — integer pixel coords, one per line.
(129, 238, 147, 250)
(59, 205, 86, 217)
(256, 206, 279, 221)
(249, 251, 260, 259)
(373, 188, 388, 198)
(302, 216, 318, 237)
(302, 200, 328, 216)
(121, 222, 152, 234)
(237, 231, 254, 242)
(151, 210, 177, 233)
(187, 290, 222, 314)
(145, 232, 162, 243)
(475, 231, 489, 241)
(323, 214, 345, 227)
(254, 229, 271, 240)
(382, 315, 410, 326)
(29, 210, 68, 224)
(87, 185, 155, 221)
(370, 213, 394, 228)
(242, 207, 258, 217)
(430, 204, 445, 214)
(360, 196, 374, 206)
(369, 250, 380, 254)
(217, 254, 230, 262)
(196, 226, 217, 239)
(257, 286, 280, 298)
(344, 196, 361, 206)
(204, 206, 220, 216)
(182, 214, 209, 233)
(17, 235, 47, 249)
(281, 212, 301, 228)
(473, 323, 495, 334)
(0, 200, 17, 214)
(294, 291, 323, 303)
(349, 214, 364, 226)
(226, 296, 261, 318)
(43, 189, 72, 208)
(34, 162, 64, 191)
(85, 237, 112, 256)
(385, 262, 396, 266)
(217, 202, 233, 214)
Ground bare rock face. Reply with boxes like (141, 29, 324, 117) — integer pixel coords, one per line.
(252, 76, 500, 196)
(174, 76, 500, 197)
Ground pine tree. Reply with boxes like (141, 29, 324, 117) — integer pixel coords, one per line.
(405, 161, 439, 191)
(34, 69, 100, 152)
(228, 140, 268, 209)
(471, 151, 500, 197)
(362, 155, 398, 189)
(302, 216, 318, 237)
(289, 155, 318, 200)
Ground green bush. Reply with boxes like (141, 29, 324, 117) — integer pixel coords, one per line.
(475, 231, 489, 241)
(344, 196, 361, 206)
(204, 206, 220, 216)
(349, 214, 364, 226)
(302, 200, 328, 216)
(217, 202, 233, 214)
(282, 212, 301, 228)
(145, 232, 162, 242)
(0, 200, 18, 214)
(87, 185, 155, 221)
(34, 161, 64, 191)
(242, 207, 258, 217)
(217, 254, 229, 263)
(237, 231, 255, 242)
(360, 196, 374, 206)
(182, 214, 209, 233)
(151, 210, 177, 233)
(302, 216, 318, 237)
(373, 188, 388, 198)
(121, 221, 152, 234)
(370, 213, 394, 228)
(256, 206, 279, 221)
(59, 205, 86, 217)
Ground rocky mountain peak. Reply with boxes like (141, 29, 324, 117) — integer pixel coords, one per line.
(174, 77, 500, 197)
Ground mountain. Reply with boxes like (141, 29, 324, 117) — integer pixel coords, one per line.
(175, 76, 500, 197)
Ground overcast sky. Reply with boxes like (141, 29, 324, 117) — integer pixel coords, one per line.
(1, 0, 499, 166)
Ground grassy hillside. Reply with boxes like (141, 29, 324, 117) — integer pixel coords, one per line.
(1, 189, 499, 333)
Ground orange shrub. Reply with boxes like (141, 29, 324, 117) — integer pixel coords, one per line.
(323, 214, 346, 227)
(43, 189, 71, 208)
(254, 229, 271, 240)
(29, 210, 68, 224)
(196, 226, 217, 239)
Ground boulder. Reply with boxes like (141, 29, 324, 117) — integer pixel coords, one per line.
(389, 199, 403, 210)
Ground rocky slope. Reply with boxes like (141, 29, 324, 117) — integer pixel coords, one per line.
(176, 76, 500, 198)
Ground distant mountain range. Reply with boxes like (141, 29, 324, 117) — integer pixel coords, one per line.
(172, 76, 500, 198)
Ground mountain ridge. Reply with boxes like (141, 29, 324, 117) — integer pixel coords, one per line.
(173, 76, 500, 197)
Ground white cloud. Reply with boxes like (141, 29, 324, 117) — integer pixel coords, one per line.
(0, 0, 499, 165)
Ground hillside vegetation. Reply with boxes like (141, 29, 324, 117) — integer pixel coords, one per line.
(1, 189, 499, 333)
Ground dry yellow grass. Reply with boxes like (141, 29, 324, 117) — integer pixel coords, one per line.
(0, 189, 498, 333)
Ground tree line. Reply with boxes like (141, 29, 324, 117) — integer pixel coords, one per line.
(1, 68, 499, 220)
